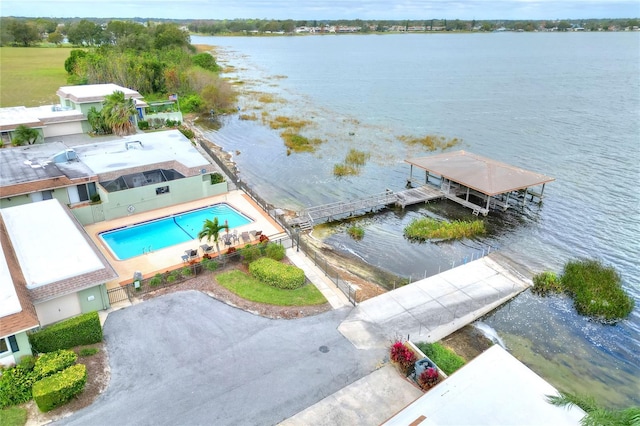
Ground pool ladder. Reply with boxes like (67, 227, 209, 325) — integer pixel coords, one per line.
(142, 245, 152, 254)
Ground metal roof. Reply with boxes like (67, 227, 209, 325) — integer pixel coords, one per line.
(405, 150, 554, 196)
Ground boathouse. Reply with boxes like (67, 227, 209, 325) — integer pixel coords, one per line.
(405, 150, 554, 216)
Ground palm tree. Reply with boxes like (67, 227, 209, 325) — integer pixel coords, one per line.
(197, 217, 228, 256)
(547, 392, 640, 426)
(101, 91, 137, 136)
(12, 125, 40, 146)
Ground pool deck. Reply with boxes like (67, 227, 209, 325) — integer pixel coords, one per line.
(85, 190, 285, 289)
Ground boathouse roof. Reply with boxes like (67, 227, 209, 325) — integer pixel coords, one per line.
(405, 150, 554, 196)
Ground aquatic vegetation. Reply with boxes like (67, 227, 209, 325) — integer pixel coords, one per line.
(347, 226, 365, 240)
(404, 217, 486, 240)
(532, 259, 634, 322)
(398, 134, 462, 151)
(268, 115, 310, 130)
(333, 149, 370, 176)
(281, 131, 321, 153)
(239, 113, 258, 121)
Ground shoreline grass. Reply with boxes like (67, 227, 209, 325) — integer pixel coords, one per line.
(347, 226, 365, 240)
(215, 270, 327, 306)
(533, 259, 634, 322)
(404, 217, 486, 240)
(398, 134, 462, 151)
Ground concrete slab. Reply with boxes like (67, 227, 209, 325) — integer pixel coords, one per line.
(280, 365, 424, 426)
(383, 346, 585, 426)
(388, 284, 433, 310)
(415, 276, 457, 299)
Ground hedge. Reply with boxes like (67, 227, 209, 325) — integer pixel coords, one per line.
(32, 364, 87, 412)
(34, 350, 78, 380)
(249, 257, 305, 290)
(0, 364, 38, 408)
(29, 311, 103, 353)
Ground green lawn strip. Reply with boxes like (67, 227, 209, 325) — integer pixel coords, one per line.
(215, 270, 327, 306)
(0, 47, 72, 107)
(416, 342, 466, 375)
(0, 407, 27, 426)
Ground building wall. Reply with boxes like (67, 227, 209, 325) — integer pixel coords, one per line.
(35, 292, 81, 326)
(0, 332, 33, 367)
(43, 121, 84, 138)
(78, 284, 110, 313)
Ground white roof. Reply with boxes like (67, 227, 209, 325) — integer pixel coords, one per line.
(0, 106, 43, 129)
(72, 129, 209, 174)
(1, 199, 104, 289)
(383, 345, 585, 425)
(57, 83, 142, 102)
(0, 239, 20, 318)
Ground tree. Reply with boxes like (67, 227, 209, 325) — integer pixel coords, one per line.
(192, 53, 219, 71)
(547, 391, 640, 426)
(197, 217, 228, 255)
(153, 24, 190, 50)
(556, 20, 572, 31)
(8, 20, 40, 46)
(67, 19, 103, 46)
(47, 31, 63, 45)
(101, 91, 137, 136)
(87, 107, 110, 135)
(12, 125, 40, 146)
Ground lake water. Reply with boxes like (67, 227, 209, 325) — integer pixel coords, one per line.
(192, 33, 640, 408)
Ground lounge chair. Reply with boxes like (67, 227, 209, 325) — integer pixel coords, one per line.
(241, 231, 251, 243)
(185, 249, 199, 260)
(200, 244, 214, 254)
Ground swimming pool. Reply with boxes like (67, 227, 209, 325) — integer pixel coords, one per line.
(99, 203, 252, 260)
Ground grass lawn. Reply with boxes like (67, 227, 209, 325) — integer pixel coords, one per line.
(0, 407, 27, 426)
(215, 270, 327, 306)
(0, 47, 72, 107)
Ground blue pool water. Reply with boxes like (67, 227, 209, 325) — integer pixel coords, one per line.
(100, 203, 252, 260)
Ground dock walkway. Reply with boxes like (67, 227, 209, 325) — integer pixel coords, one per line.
(294, 186, 444, 229)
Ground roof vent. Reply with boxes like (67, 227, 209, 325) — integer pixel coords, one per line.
(126, 141, 144, 150)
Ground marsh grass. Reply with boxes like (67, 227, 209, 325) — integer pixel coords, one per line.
(398, 134, 462, 151)
(239, 113, 258, 121)
(347, 226, 365, 240)
(404, 217, 485, 240)
(282, 132, 322, 153)
(334, 149, 370, 177)
(416, 342, 466, 375)
(268, 115, 310, 130)
(532, 271, 562, 296)
(561, 259, 634, 322)
(215, 270, 327, 306)
(0, 47, 72, 107)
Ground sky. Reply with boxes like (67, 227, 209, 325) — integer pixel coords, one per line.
(1, 0, 638, 21)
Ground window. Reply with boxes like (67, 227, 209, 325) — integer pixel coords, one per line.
(156, 186, 169, 195)
(1, 131, 11, 146)
(0, 338, 8, 354)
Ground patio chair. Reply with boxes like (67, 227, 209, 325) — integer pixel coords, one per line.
(185, 249, 198, 261)
(232, 229, 239, 243)
(241, 231, 251, 243)
(200, 244, 213, 254)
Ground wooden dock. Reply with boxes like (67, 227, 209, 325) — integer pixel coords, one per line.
(292, 186, 444, 230)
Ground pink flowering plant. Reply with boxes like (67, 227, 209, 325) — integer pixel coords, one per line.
(417, 367, 440, 390)
(390, 341, 417, 375)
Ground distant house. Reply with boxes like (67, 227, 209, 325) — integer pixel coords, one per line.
(0, 130, 227, 225)
(0, 83, 183, 144)
(0, 199, 118, 355)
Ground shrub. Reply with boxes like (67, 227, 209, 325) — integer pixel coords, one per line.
(179, 94, 204, 113)
(32, 364, 87, 412)
(166, 270, 179, 283)
(417, 367, 440, 390)
(181, 266, 193, 277)
(29, 312, 102, 354)
(34, 350, 77, 380)
(138, 120, 150, 130)
(202, 258, 219, 271)
(258, 234, 269, 243)
(347, 226, 365, 240)
(390, 341, 417, 375)
(561, 259, 634, 322)
(178, 125, 195, 140)
(249, 257, 305, 290)
(149, 273, 163, 287)
(0, 364, 38, 408)
(18, 355, 36, 371)
(78, 348, 99, 357)
(210, 172, 225, 184)
(265, 243, 285, 261)
(532, 271, 562, 296)
(416, 342, 465, 375)
(241, 244, 262, 264)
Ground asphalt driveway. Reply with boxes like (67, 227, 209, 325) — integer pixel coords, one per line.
(58, 291, 386, 426)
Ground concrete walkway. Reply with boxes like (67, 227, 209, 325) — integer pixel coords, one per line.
(286, 247, 352, 309)
(339, 255, 531, 349)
